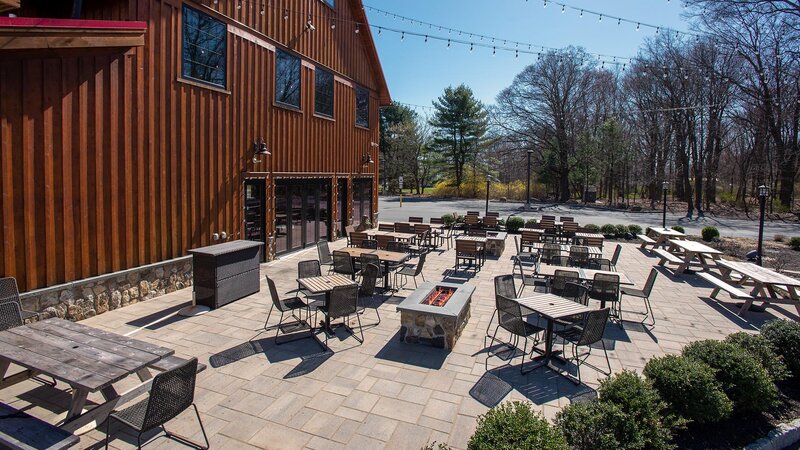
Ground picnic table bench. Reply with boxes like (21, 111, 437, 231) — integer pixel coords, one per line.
(696, 272, 754, 302)
(638, 234, 657, 249)
(0, 403, 79, 450)
(652, 248, 684, 266)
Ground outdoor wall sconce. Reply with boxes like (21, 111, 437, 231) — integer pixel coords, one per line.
(253, 138, 270, 163)
(361, 153, 374, 165)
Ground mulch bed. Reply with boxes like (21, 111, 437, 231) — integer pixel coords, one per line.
(672, 379, 800, 450)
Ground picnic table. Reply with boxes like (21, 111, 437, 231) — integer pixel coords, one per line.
(0, 318, 174, 434)
(336, 247, 408, 288)
(716, 259, 800, 315)
(666, 239, 722, 273)
(645, 227, 686, 248)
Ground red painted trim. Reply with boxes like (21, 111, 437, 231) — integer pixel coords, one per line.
(0, 17, 147, 30)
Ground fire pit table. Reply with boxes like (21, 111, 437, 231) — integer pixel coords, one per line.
(396, 281, 475, 349)
(484, 231, 507, 257)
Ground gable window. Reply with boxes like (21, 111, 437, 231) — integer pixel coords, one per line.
(355, 86, 369, 128)
(323, 0, 335, 7)
(182, 5, 227, 88)
(315, 68, 334, 118)
(276, 49, 301, 108)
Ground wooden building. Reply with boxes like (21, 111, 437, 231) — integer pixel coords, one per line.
(0, 0, 390, 292)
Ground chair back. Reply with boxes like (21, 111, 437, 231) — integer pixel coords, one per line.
(360, 239, 378, 249)
(430, 217, 444, 224)
(378, 223, 395, 232)
(375, 234, 394, 250)
(142, 357, 199, 432)
(552, 270, 579, 296)
(359, 263, 380, 296)
(468, 228, 487, 237)
(541, 215, 556, 221)
(486, 212, 500, 218)
(349, 232, 368, 247)
(298, 260, 321, 279)
(551, 255, 570, 267)
(317, 241, 333, 266)
(328, 285, 359, 319)
(562, 221, 579, 236)
(413, 223, 431, 236)
(494, 275, 517, 300)
(0, 278, 20, 305)
(332, 251, 356, 275)
(344, 225, 356, 236)
(0, 301, 23, 332)
(496, 295, 528, 336)
(514, 235, 521, 254)
(386, 241, 406, 253)
(590, 273, 620, 304)
(560, 216, 574, 222)
(521, 230, 541, 245)
(483, 216, 498, 229)
(611, 244, 622, 267)
(562, 281, 589, 306)
(642, 268, 659, 297)
(568, 245, 590, 267)
(540, 243, 562, 264)
(265, 275, 282, 310)
(466, 211, 480, 216)
(360, 253, 382, 275)
(588, 258, 613, 271)
(586, 236, 604, 249)
(408, 216, 424, 223)
(395, 222, 414, 234)
(576, 308, 610, 346)
(464, 215, 479, 226)
(455, 239, 479, 254)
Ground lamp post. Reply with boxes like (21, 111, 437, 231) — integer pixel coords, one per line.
(485, 175, 492, 216)
(757, 184, 769, 266)
(526, 150, 533, 209)
(662, 181, 669, 229)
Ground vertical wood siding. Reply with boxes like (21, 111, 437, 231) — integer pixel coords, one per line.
(0, 0, 382, 291)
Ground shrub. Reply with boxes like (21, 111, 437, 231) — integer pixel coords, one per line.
(555, 400, 629, 450)
(467, 401, 568, 450)
(525, 218, 539, 228)
(441, 213, 456, 226)
(421, 442, 451, 450)
(597, 370, 676, 449)
(773, 234, 786, 242)
(761, 319, 800, 377)
(614, 224, 629, 237)
(725, 332, 789, 381)
(701, 226, 720, 242)
(682, 340, 777, 412)
(584, 224, 600, 233)
(671, 225, 685, 233)
(643, 355, 733, 424)
(789, 237, 800, 251)
(628, 224, 643, 235)
(506, 217, 525, 233)
(600, 224, 617, 236)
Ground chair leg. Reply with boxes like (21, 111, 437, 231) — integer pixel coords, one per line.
(104, 416, 113, 449)
(643, 296, 655, 326)
(162, 404, 210, 449)
(263, 303, 275, 330)
(274, 311, 285, 344)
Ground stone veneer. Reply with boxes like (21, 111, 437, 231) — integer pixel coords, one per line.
(19, 256, 193, 321)
(396, 282, 475, 350)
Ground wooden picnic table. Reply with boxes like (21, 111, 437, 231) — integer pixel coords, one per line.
(667, 239, 722, 273)
(716, 259, 800, 315)
(516, 293, 593, 374)
(536, 265, 635, 286)
(646, 227, 686, 248)
(526, 243, 602, 257)
(336, 247, 408, 287)
(0, 318, 174, 433)
(298, 274, 358, 333)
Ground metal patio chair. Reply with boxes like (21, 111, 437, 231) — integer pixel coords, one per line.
(485, 275, 517, 343)
(0, 277, 38, 322)
(590, 273, 621, 323)
(297, 260, 322, 298)
(317, 241, 334, 274)
(553, 308, 612, 384)
(620, 268, 658, 326)
(395, 252, 426, 289)
(551, 270, 579, 297)
(486, 295, 544, 374)
(610, 244, 623, 270)
(264, 275, 312, 344)
(360, 239, 378, 249)
(357, 263, 382, 327)
(316, 285, 363, 351)
(568, 246, 590, 268)
(587, 258, 614, 271)
(513, 254, 548, 296)
(332, 250, 358, 280)
(551, 255, 571, 267)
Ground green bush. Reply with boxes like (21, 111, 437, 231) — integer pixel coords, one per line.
(628, 224, 643, 235)
(789, 237, 800, 251)
(643, 355, 733, 424)
(441, 214, 456, 226)
(725, 332, 789, 382)
(614, 224, 629, 237)
(600, 224, 617, 236)
(761, 319, 800, 377)
(421, 442, 451, 450)
(506, 217, 525, 233)
(555, 400, 629, 450)
(773, 234, 786, 242)
(701, 226, 720, 242)
(682, 340, 777, 412)
(671, 225, 685, 233)
(467, 401, 568, 450)
(584, 224, 600, 233)
(596, 371, 676, 449)
(525, 218, 539, 228)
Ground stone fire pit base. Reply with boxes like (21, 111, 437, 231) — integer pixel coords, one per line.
(396, 282, 475, 350)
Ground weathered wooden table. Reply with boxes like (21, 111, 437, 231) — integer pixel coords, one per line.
(0, 318, 174, 433)
(646, 227, 686, 248)
(667, 239, 723, 273)
(716, 259, 800, 316)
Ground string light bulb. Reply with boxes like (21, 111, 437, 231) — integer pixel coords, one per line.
(355, 23, 360, 33)
(283, 9, 288, 19)
(470, 43, 473, 52)
(401, 31, 404, 41)
(579, 9, 583, 17)
(493, 46, 496, 56)
(636, 23, 640, 31)
(236, 0, 241, 9)
(331, 18, 336, 29)
(599, 14, 602, 22)
(561, 5, 565, 13)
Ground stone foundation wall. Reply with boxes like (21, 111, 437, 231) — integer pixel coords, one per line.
(19, 256, 193, 321)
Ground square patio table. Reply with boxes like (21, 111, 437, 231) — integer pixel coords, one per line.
(536, 265, 635, 307)
(0, 318, 173, 431)
(335, 247, 408, 288)
(298, 274, 358, 334)
(667, 239, 722, 273)
(526, 243, 602, 257)
(716, 259, 800, 315)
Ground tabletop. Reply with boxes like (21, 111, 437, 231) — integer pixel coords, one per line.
(298, 274, 357, 294)
(716, 259, 800, 287)
(520, 228, 547, 234)
(536, 265, 634, 285)
(668, 239, 722, 254)
(516, 294, 593, 320)
(649, 227, 686, 237)
(337, 247, 409, 264)
(526, 243, 602, 255)
(456, 236, 488, 243)
(387, 222, 444, 230)
(366, 230, 417, 240)
(0, 318, 173, 392)
(574, 232, 604, 239)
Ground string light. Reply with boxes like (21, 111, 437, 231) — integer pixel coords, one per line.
(331, 18, 336, 29)
(236, 0, 241, 9)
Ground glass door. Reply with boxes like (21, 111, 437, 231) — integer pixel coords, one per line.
(275, 179, 332, 255)
(244, 179, 266, 261)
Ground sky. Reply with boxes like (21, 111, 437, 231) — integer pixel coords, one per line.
(364, 0, 694, 112)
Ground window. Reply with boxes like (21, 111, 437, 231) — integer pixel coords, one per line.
(275, 49, 301, 108)
(355, 86, 369, 128)
(323, 0, 335, 7)
(182, 5, 227, 88)
(314, 68, 334, 118)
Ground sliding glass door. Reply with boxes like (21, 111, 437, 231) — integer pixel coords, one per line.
(274, 179, 331, 254)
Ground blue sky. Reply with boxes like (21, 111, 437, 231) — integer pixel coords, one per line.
(364, 1, 693, 110)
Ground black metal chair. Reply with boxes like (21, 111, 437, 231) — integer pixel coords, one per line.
(317, 241, 334, 274)
(316, 285, 363, 351)
(386, 241, 407, 253)
(104, 357, 208, 450)
(332, 250, 358, 280)
(485, 275, 517, 343)
(553, 308, 612, 384)
(551, 270, 579, 297)
(264, 275, 312, 344)
(0, 301, 23, 332)
(360, 253, 385, 287)
(297, 260, 322, 299)
(587, 258, 613, 271)
(590, 273, 621, 323)
(394, 252, 426, 289)
(540, 243, 561, 264)
(486, 295, 544, 374)
(357, 263, 382, 327)
(551, 255, 570, 267)
(610, 244, 623, 270)
(620, 268, 658, 326)
(360, 239, 378, 249)
(554, 282, 590, 327)
(568, 246, 590, 268)
(513, 254, 547, 296)
(0, 277, 37, 322)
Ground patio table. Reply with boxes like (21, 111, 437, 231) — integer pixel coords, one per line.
(716, 259, 800, 315)
(526, 243, 602, 257)
(536, 264, 634, 293)
(365, 230, 417, 242)
(298, 274, 358, 334)
(335, 247, 408, 288)
(516, 293, 593, 374)
(646, 227, 686, 248)
(0, 318, 173, 433)
(667, 239, 722, 273)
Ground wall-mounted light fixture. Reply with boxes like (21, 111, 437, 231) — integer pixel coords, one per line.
(305, 14, 316, 32)
(361, 153, 374, 165)
(253, 138, 270, 163)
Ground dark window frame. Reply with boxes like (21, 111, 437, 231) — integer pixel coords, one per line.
(275, 49, 302, 109)
(355, 86, 369, 128)
(181, 5, 227, 88)
(314, 67, 335, 118)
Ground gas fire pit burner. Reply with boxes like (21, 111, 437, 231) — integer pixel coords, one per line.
(396, 282, 475, 349)
(421, 287, 456, 307)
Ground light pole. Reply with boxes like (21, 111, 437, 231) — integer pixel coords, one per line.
(485, 175, 493, 216)
(662, 181, 669, 229)
(526, 150, 533, 209)
(757, 184, 769, 266)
